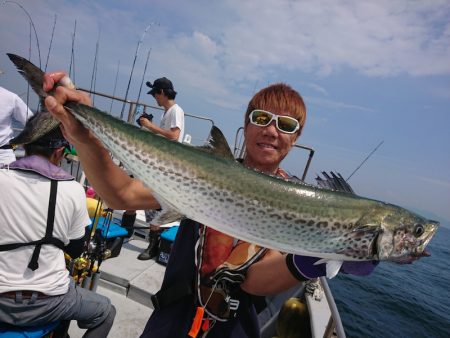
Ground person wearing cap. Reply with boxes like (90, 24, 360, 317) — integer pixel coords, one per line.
(0, 116, 116, 337)
(136, 77, 186, 260)
(0, 86, 34, 165)
(140, 77, 185, 142)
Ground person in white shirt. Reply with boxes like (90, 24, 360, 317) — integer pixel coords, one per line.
(136, 77, 185, 260)
(0, 120, 115, 337)
(0, 86, 34, 164)
(139, 77, 185, 142)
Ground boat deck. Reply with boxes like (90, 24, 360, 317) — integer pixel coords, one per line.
(68, 236, 159, 337)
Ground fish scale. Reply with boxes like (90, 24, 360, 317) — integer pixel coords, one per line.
(9, 53, 439, 267)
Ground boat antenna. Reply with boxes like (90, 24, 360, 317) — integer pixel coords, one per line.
(120, 22, 158, 120)
(44, 14, 57, 72)
(90, 28, 101, 105)
(109, 60, 120, 114)
(346, 140, 384, 182)
(69, 20, 77, 83)
(136, 48, 152, 106)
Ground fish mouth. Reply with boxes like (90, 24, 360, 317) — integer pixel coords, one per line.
(391, 249, 431, 264)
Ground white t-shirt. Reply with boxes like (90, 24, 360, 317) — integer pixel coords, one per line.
(160, 103, 185, 142)
(0, 86, 33, 164)
(0, 169, 90, 295)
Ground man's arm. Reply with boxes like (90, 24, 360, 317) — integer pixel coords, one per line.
(65, 227, 90, 258)
(139, 118, 180, 141)
(43, 72, 160, 210)
(241, 250, 299, 296)
(13, 93, 33, 125)
(242, 251, 378, 296)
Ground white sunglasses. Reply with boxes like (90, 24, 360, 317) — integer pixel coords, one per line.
(249, 110, 300, 134)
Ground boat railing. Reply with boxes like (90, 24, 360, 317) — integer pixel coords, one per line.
(320, 277, 346, 338)
(78, 87, 215, 146)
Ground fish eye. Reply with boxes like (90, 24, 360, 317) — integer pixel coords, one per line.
(414, 224, 424, 237)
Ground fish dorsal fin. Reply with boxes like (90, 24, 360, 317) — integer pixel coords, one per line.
(315, 171, 355, 194)
(197, 125, 235, 160)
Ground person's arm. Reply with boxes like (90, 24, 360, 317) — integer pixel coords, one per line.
(65, 227, 90, 258)
(13, 93, 33, 124)
(43, 72, 160, 210)
(242, 252, 379, 296)
(241, 250, 300, 296)
(139, 118, 180, 141)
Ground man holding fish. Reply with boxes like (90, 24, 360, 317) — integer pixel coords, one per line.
(6, 51, 436, 337)
(40, 74, 389, 337)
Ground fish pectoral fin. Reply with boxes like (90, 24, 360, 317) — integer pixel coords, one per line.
(352, 223, 380, 233)
(313, 259, 343, 279)
(150, 209, 184, 226)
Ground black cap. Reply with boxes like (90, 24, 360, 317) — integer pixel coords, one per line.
(32, 127, 70, 149)
(146, 77, 176, 96)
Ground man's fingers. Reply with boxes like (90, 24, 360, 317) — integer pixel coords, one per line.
(43, 71, 67, 91)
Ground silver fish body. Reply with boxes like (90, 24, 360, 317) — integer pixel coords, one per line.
(68, 102, 438, 263)
(10, 53, 439, 264)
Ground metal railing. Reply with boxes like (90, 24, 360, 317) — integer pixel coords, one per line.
(78, 87, 215, 145)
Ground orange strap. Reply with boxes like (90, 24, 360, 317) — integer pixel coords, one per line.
(188, 306, 205, 338)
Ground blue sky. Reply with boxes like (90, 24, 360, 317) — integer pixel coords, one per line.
(1, 0, 449, 226)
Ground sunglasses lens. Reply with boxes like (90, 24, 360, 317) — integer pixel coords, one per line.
(277, 116, 299, 133)
(251, 110, 273, 126)
(250, 110, 299, 134)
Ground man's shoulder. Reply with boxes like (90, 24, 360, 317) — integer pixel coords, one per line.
(169, 103, 184, 114)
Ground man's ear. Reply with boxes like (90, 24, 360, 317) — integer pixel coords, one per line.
(50, 146, 66, 164)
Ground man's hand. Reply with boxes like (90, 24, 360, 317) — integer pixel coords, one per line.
(43, 71, 92, 145)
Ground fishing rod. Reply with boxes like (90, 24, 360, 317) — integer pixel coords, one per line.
(27, 22, 32, 112)
(136, 48, 152, 106)
(346, 140, 384, 182)
(109, 60, 120, 113)
(2, 1, 42, 69)
(90, 29, 101, 105)
(44, 14, 57, 72)
(2, 1, 41, 115)
(69, 20, 77, 83)
(120, 22, 158, 120)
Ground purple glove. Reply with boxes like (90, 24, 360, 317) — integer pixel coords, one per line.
(286, 254, 378, 280)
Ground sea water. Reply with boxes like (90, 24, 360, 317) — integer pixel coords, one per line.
(330, 226, 450, 338)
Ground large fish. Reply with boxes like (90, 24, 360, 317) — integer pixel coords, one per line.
(9, 53, 438, 277)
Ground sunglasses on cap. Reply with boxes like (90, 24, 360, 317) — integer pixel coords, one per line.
(249, 109, 300, 134)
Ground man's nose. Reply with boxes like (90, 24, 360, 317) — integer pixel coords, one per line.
(263, 121, 278, 135)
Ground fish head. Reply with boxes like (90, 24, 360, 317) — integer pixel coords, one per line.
(377, 208, 439, 263)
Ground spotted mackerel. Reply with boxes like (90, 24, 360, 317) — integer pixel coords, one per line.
(9, 53, 438, 273)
